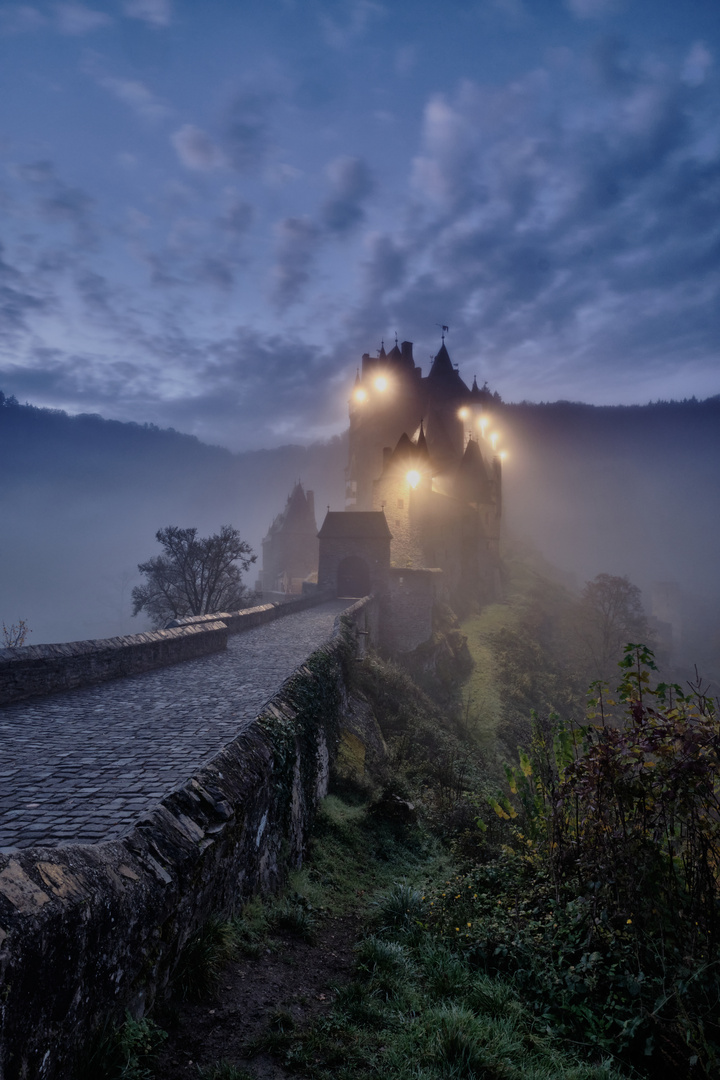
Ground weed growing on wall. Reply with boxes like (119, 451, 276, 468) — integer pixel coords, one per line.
(173, 917, 240, 1001)
(257, 635, 352, 834)
(74, 1011, 167, 1080)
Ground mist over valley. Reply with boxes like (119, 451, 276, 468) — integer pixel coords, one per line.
(3, 391, 718, 683)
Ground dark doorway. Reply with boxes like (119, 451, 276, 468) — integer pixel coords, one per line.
(336, 555, 371, 598)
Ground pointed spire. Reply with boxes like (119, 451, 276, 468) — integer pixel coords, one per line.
(429, 341, 454, 378)
(379, 339, 386, 358)
(416, 419, 429, 459)
(455, 438, 492, 505)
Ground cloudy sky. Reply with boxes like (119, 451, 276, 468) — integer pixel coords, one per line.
(0, 0, 718, 450)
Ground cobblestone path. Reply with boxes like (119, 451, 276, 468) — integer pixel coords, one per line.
(0, 600, 351, 852)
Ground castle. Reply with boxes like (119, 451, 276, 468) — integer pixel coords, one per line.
(261, 335, 503, 615)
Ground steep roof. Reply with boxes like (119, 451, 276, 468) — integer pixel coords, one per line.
(264, 482, 317, 539)
(454, 438, 492, 504)
(318, 511, 392, 539)
(427, 343, 469, 393)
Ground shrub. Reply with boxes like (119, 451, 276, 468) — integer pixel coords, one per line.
(475, 644, 720, 1073)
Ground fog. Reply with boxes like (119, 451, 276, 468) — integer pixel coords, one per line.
(1, 402, 344, 643)
(2, 396, 719, 680)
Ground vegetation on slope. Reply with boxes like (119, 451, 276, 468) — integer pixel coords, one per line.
(84, 550, 720, 1080)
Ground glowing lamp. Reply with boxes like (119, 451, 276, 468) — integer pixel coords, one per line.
(479, 418, 487, 436)
(374, 375, 388, 392)
(353, 387, 368, 404)
(490, 432, 498, 451)
(406, 469, 421, 489)
(499, 450, 507, 461)
(458, 406, 469, 420)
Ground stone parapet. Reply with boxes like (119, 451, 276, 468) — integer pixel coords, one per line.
(0, 622, 229, 707)
(167, 590, 334, 635)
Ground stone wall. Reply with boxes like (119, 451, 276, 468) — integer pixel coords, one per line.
(387, 567, 442, 653)
(169, 591, 333, 635)
(0, 593, 334, 707)
(0, 597, 376, 1080)
(0, 622, 229, 707)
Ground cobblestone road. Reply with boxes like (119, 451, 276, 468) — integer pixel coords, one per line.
(0, 600, 351, 852)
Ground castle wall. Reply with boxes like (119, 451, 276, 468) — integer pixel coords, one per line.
(0, 600, 377, 1080)
(386, 568, 442, 653)
(372, 471, 427, 569)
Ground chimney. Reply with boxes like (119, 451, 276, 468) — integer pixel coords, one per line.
(401, 340, 414, 366)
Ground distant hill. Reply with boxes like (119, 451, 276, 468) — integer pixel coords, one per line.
(2, 392, 719, 676)
(0, 396, 345, 643)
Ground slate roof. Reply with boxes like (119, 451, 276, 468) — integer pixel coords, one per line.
(318, 511, 392, 539)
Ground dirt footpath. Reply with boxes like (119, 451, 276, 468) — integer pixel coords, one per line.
(154, 913, 362, 1079)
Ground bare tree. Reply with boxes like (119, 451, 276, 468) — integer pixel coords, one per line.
(2, 619, 30, 647)
(132, 525, 256, 628)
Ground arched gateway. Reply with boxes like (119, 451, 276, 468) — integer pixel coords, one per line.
(336, 555, 371, 598)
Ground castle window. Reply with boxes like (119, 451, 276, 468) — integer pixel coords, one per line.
(397, 498, 404, 509)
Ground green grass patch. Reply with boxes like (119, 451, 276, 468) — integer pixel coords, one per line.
(460, 601, 518, 754)
(257, 849, 625, 1080)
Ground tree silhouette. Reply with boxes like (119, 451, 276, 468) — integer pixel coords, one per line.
(132, 525, 256, 628)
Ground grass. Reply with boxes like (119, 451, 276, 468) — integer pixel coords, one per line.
(173, 916, 240, 1001)
(460, 601, 517, 754)
(252, 804, 627, 1080)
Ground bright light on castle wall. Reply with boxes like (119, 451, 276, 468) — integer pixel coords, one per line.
(406, 469, 421, 488)
(353, 387, 368, 404)
(490, 432, 498, 451)
(499, 450, 508, 462)
(478, 417, 487, 436)
(374, 375, 389, 392)
(458, 406, 469, 420)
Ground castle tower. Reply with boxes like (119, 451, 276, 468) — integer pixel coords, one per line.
(347, 335, 504, 606)
(260, 482, 319, 595)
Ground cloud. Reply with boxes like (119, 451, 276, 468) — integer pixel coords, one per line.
(224, 93, 271, 173)
(565, 0, 620, 18)
(272, 217, 321, 309)
(99, 76, 169, 121)
(54, 3, 112, 34)
(0, 5, 47, 35)
(198, 256, 234, 290)
(218, 198, 254, 235)
(321, 156, 374, 233)
(171, 124, 224, 170)
(0, 243, 47, 341)
(319, 0, 386, 50)
(15, 160, 98, 247)
(42, 186, 96, 246)
(121, 0, 171, 26)
(346, 50, 720, 403)
(682, 42, 713, 87)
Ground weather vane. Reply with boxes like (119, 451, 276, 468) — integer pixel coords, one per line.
(437, 323, 449, 342)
